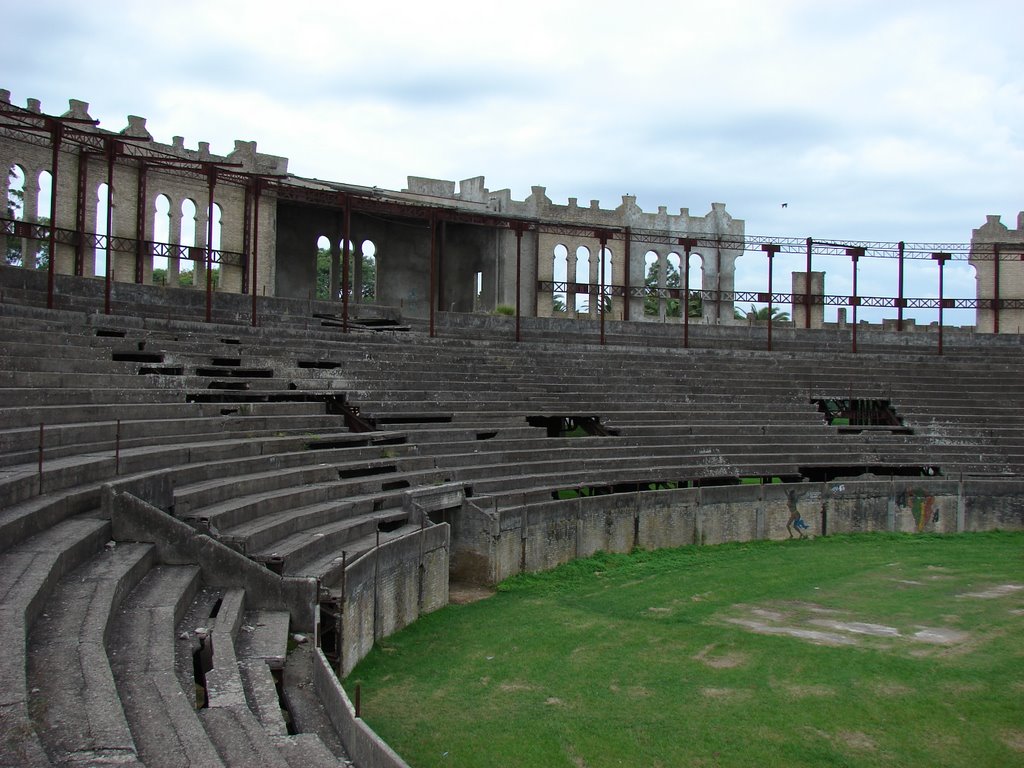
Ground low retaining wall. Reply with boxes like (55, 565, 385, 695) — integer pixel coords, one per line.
(313, 647, 412, 768)
(340, 523, 450, 677)
(454, 478, 1024, 584)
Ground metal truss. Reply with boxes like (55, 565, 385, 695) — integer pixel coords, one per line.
(537, 281, 1014, 311)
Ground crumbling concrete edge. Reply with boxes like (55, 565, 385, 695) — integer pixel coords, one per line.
(104, 485, 317, 632)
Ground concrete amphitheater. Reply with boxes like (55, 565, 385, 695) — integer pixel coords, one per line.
(2, 91, 1024, 767)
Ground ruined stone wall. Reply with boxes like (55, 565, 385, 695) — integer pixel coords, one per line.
(1, 91, 284, 298)
(405, 176, 745, 323)
(969, 213, 1024, 334)
(455, 478, 1024, 585)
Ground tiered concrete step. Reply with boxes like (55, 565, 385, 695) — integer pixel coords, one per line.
(0, 516, 111, 767)
(107, 564, 223, 768)
(27, 541, 156, 765)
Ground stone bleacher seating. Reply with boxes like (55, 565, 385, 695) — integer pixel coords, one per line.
(2, 273, 1024, 766)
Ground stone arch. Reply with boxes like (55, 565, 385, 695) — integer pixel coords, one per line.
(179, 199, 198, 286)
(361, 240, 377, 300)
(552, 243, 569, 312)
(666, 252, 682, 318)
(575, 245, 591, 312)
(94, 182, 111, 278)
(152, 194, 171, 281)
(599, 245, 614, 316)
(5, 164, 25, 267)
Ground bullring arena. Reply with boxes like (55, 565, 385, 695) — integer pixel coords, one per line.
(1, 90, 1023, 767)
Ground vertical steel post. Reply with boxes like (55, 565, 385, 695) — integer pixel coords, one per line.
(74, 150, 88, 277)
(623, 227, 631, 322)
(804, 237, 813, 329)
(46, 123, 61, 309)
(241, 179, 252, 295)
(428, 213, 437, 338)
(205, 169, 216, 323)
(251, 178, 261, 327)
(847, 248, 864, 353)
(514, 225, 523, 343)
(932, 252, 950, 355)
(897, 241, 905, 331)
(135, 160, 148, 284)
(104, 139, 115, 315)
(342, 195, 351, 333)
(993, 243, 1001, 334)
(599, 231, 607, 346)
(680, 238, 697, 349)
(762, 244, 780, 352)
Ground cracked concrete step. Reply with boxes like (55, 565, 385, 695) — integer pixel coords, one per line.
(28, 541, 156, 766)
(107, 565, 223, 768)
(0, 515, 111, 768)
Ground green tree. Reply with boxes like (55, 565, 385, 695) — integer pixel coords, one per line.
(735, 304, 790, 322)
(644, 260, 701, 317)
(6, 164, 23, 266)
(316, 248, 376, 300)
(552, 295, 567, 313)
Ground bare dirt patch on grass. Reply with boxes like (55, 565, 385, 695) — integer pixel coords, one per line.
(958, 583, 1023, 600)
(1001, 730, 1024, 752)
(692, 643, 747, 669)
(448, 582, 496, 605)
(718, 602, 972, 653)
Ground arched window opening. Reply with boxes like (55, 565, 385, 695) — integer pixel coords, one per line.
(552, 244, 568, 312)
(94, 183, 109, 277)
(5, 164, 26, 266)
(361, 240, 377, 300)
(575, 245, 591, 312)
(34, 170, 52, 269)
(180, 199, 197, 285)
(687, 252, 704, 319)
(643, 250, 660, 316)
(666, 252, 682, 317)
(316, 235, 332, 299)
(599, 247, 613, 314)
(152, 195, 171, 281)
(473, 271, 483, 312)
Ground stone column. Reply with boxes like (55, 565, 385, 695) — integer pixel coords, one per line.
(21, 167, 39, 268)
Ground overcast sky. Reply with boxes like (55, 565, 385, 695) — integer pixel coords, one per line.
(6, 0, 1022, 323)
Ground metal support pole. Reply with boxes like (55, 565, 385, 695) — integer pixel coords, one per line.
(74, 150, 88, 277)
(241, 180, 252, 295)
(46, 124, 61, 309)
(932, 252, 950, 355)
(762, 244, 780, 352)
(897, 241, 905, 331)
(993, 243, 1001, 334)
(599, 232, 607, 346)
(205, 169, 216, 323)
(804, 237, 813, 329)
(680, 238, 697, 349)
(847, 248, 865, 353)
(623, 227, 631, 322)
(514, 225, 523, 343)
(251, 178, 261, 327)
(428, 213, 437, 338)
(115, 418, 121, 474)
(134, 160, 147, 284)
(104, 140, 115, 315)
(342, 196, 351, 333)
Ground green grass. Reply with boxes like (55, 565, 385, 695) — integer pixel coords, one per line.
(345, 532, 1024, 768)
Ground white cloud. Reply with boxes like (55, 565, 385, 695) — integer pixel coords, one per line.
(4, 0, 1022, 322)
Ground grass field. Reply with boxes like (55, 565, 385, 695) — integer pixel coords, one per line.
(345, 532, 1024, 768)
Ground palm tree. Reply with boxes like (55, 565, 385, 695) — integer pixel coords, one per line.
(735, 304, 790, 323)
